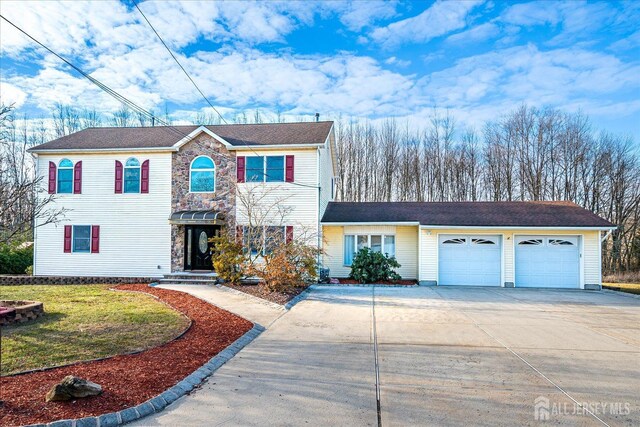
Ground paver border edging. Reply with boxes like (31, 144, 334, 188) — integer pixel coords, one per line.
(26, 324, 264, 427)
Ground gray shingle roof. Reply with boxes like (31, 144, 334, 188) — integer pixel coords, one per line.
(28, 121, 334, 151)
(321, 201, 615, 228)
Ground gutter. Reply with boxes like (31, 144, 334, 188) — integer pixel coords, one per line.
(601, 228, 614, 242)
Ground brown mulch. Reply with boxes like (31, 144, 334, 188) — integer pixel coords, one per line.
(0, 284, 253, 427)
(336, 278, 417, 286)
(222, 282, 308, 305)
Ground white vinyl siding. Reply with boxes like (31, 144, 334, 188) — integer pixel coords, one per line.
(322, 225, 419, 279)
(236, 148, 319, 246)
(33, 152, 172, 277)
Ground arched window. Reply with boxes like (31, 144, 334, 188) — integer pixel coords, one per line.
(124, 157, 141, 193)
(190, 156, 216, 192)
(57, 158, 74, 193)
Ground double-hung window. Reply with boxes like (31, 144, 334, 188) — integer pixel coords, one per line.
(265, 156, 284, 182)
(344, 234, 396, 266)
(72, 225, 91, 253)
(246, 156, 265, 182)
(57, 159, 74, 193)
(124, 158, 141, 193)
(243, 225, 286, 256)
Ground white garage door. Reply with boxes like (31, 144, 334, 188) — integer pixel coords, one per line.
(438, 235, 501, 286)
(515, 236, 580, 288)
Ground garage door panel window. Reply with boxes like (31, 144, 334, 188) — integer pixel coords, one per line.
(344, 234, 396, 266)
(472, 238, 496, 245)
(442, 238, 466, 244)
(519, 239, 543, 245)
(549, 239, 574, 246)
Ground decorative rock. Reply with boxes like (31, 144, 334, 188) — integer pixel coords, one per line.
(45, 376, 102, 402)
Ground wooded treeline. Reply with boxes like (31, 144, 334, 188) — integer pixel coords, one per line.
(334, 106, 640, 273)
(2, 103, 639, 273)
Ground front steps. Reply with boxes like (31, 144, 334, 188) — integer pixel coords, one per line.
(158, 272, 218, 285)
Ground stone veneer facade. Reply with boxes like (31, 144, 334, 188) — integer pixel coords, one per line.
(171, 133, 236, 271)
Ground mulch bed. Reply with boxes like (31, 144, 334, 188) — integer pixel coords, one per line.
(223, 282, 309, 305)
(336, 278, 417, 286)
(0, 284, 253, 427)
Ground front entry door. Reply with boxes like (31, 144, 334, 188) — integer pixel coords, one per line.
(184, 226, 218, 271)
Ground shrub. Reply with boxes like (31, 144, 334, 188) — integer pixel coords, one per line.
(349, 248, 401, 283)
(210, 234, 245, 284)
(25, 265, 33, 275)
(257, 241, 321, 293)
(0, 245, 33, 274)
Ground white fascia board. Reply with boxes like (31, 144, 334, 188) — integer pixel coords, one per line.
(28, 147, 177, 154)
(418, 225, 616, 230)
(229, 143, 324, 150)
(322, 221, 421, 226)
(173, 126, 233, 150)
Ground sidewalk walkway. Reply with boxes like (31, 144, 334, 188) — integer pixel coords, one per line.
(154, 284, 285, 328)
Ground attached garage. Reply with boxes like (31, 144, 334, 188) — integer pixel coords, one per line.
(515, 236, 580, 288)
(438, 235, 501, 286)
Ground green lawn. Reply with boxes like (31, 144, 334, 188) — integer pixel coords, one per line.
(603, 283, 640, 295)
(1, 285, 190, 375)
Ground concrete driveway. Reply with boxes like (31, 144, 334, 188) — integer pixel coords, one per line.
(134, 286, 640, 426)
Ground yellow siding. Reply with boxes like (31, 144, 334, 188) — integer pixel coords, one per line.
(322, 225, 419, 279)
(419, 228, 602, 288)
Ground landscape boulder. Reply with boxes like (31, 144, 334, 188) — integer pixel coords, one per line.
(45, 375, 102, 402)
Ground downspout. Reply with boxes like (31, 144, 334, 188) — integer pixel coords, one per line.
(317, 146, 322, 270)
(601, 229, 613, 243)
(32, 153, 39, 276)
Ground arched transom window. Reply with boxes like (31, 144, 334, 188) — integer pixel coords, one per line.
(124, 157, 141, 193)
(57, 158, 74, 193)
(190, 156, 216, 192)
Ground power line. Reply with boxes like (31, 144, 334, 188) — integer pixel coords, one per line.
(133, 1, 228, 125)
(0, 13, 319, 189)
(132, 4, 321, 189)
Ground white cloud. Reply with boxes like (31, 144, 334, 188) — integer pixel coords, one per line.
(338, 1, 399, 31)
(368, 0, 484, 47)
(0, 82, 27, 108)
(445, 22, 499, 45)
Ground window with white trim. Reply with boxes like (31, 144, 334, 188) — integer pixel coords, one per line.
(57, 158, 74, 193)
(243, 226, 286, 255)
(343, 234, 395, 266)
(124, 157, 141, 193)
(245, 156, 285, 182)
(72, 225, 91, 253)
(190, 156, 216, 192)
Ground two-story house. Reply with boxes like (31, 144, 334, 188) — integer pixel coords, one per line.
(29, 120, 614, 289)
(28, 122, 336, 278)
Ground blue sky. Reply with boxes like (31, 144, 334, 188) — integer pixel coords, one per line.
(1, 0, 639, 136)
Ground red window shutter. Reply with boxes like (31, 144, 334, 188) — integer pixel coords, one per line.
(48, 161, 57, 194)
(141, 160, 149, 193)
(91, 225, 100, 253)
(286, 226, 294, 244)
(236, 225, 243, 243)
(285, 155, 294, 182)
(73, 161, 82, 194)
(64, 225, 72, 253)
(236, 156, 245, 183)
(115, 160, 123, 193)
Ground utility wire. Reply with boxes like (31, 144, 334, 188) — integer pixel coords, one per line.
(133, 0, 228, 125)
(0, 13, 320, 189)
(133, 3, 321, 190)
